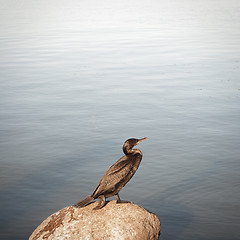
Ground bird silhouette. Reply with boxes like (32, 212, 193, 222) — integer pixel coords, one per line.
(74, 137, 148, 209)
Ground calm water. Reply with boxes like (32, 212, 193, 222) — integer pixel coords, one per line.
(0, 0, 240, 239)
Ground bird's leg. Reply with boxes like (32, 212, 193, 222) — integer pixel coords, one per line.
(115, 193, 131, 204)
(115, 193, 122, 203)
(93, 195, 106, 210)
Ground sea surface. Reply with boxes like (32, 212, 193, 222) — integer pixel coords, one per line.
(0, 0, 240, 239)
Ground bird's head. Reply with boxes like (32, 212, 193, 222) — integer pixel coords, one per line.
(123, 137, 148, 155)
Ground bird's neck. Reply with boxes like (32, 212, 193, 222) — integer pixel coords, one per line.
(124, 148, 142, 156)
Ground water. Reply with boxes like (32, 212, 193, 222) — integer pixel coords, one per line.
(0, 0, 240, 239)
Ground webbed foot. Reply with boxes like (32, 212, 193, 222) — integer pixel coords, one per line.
(93, 195, 106, 210)
(115, 193, 131, 204)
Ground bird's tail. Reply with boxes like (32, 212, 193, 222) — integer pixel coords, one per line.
(73, 195, 94, 208)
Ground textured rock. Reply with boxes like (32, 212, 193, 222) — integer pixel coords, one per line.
(29, 201, 161, 240)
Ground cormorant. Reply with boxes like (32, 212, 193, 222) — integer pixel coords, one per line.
(74, 137, 148, 209)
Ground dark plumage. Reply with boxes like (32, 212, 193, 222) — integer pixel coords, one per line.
(74, 137, 148, 209)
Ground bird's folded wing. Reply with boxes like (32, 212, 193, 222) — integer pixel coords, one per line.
(93, 158, 136, 196)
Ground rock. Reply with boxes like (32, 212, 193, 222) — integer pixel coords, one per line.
(29, 200, 161, 240)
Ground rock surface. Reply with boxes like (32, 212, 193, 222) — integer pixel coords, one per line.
(29, 200, 161, 240)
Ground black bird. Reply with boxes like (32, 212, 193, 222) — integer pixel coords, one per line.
(74, 137, 148, 209)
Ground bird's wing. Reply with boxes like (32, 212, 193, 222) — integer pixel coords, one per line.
(103, 156, 131, 176)
(92, 154, 141, 197)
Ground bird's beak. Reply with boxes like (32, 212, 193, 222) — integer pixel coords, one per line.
(136, 137, 148, 145)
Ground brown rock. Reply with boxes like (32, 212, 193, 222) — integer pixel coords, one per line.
(29, 201, 161, 240)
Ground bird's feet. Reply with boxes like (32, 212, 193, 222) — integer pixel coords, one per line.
(116, 199, 132, 204)
(93, 195, 106, 210)
(115, 193, 131, 204)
